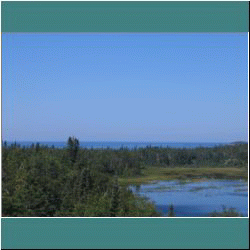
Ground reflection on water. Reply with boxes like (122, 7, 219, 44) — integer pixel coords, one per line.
(130, 179, 248, 217)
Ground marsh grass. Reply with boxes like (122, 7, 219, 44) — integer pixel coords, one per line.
(119, 166, 248, 185)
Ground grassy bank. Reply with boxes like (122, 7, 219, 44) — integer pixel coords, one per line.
(119, 166, 248, 186)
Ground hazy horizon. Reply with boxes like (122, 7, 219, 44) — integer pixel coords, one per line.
(2, 33, 248, 142)
(2, 140, 246, 144)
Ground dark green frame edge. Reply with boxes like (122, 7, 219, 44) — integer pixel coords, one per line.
(1, 218, 249, 249)
(1, 1, 249, 32)
(1, 1, 249, 249)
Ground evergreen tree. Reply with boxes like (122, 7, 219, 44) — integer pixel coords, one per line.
(110, 178, 120, 217)
(67, 136, 80, 163)
(35, 143, 40, 152)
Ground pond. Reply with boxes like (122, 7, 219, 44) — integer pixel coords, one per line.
(130, 179, 248, 217)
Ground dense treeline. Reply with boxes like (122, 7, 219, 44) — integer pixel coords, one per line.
(2, 138, 248, 217)
(2, 137, 159, 217)
(137, 144, 248, 168)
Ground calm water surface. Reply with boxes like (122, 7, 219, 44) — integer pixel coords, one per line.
(130, 180, 248, 217)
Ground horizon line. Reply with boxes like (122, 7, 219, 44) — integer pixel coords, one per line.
(2, 140, 246, 144)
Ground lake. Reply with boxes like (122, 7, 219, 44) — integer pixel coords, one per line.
(130, 179, 248, 217)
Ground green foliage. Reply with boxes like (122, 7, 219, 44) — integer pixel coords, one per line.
(110, 178, 120, 217)
(67, 136, 80, 163)
(2, 140, 247, 217)
(2, 138, 160, 217)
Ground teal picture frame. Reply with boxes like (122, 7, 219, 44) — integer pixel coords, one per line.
(1, 1, 249, 249)
(1, 1, 249, 32)
(1, 218, 249, 249)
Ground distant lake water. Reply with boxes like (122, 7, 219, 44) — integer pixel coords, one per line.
(7, 141, 228, 149)
(130, 180, 248, 217)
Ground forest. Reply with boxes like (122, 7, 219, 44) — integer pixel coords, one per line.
(2, 137, 248, 217)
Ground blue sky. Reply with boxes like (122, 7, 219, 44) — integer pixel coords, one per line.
(2, 33, 248, 142)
